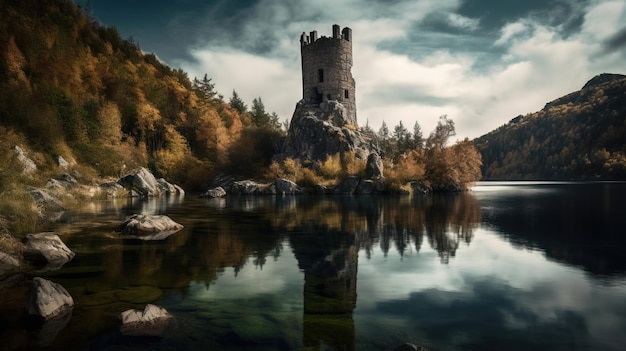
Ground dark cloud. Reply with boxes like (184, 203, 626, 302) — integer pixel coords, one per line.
(86, 0, 260, 63)
(604, 27, 626, 52)
(457, 0, 588, 34)
(420, 12, 474, 34)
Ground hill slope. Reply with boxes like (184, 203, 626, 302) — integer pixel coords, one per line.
(475, 73, 626, 180)
(0, 0, 285, 191)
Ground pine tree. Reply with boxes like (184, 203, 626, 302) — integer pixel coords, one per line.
(229, 90, 247, 115)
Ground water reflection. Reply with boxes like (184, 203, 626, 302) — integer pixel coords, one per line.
(4, 184, 625, 350)
(473, 182, 626, 277)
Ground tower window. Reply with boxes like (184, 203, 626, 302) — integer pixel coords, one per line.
(344, 90, 349, 99)
(318, 69, 324, 83)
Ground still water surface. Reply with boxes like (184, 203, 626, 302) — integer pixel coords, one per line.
(1, 182, 626, 350)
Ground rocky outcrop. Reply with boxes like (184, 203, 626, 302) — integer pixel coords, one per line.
(13, 145, 37, 174)
(23, 233, 75, 269)
(276, 101, 377, 163)
(261, 178, 303, 195)
(117, 167, 184, 197)
(27, 277, 74, 320)
(45, 173, 78, 192)
(365, 152, 384, 179)
(118, 167, 160, 197)
(120, 304, 175, 336)
(208, 178, 304, 196)
(57, 156, 70, 170)
(99, 181, 126, 198)
(409, 181, 431, 195)
(333, 176, 361, 195)
(120, 214, 183, 240)
(156, 178, 185, 195)
(28, 188, 64, 212)
(230, 180, 259, 195)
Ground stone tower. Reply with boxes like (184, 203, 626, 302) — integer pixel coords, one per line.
(300, 24, 356, 125)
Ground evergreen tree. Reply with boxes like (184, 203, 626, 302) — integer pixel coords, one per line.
(250, 97, 270, 127)
(229, 90, 247, 115)
(193, 74, 216, 100)
(393, 120, 412, 155)
(413, 121, 423, 150)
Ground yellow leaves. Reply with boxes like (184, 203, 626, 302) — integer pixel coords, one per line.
(154, 125, 191, 179)
(340, 151, 366, 177)
(97, 102, 122, 145)
(319, 153, 342, 179)
(137, 102, 162, 132)
(386, 150, 426, 185)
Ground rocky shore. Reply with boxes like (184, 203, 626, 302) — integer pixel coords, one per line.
(0, 163, 185, 343)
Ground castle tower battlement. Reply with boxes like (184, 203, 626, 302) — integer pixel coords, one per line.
(300, 24, 356, 125)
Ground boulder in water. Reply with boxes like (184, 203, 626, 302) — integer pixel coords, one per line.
(23, 233, 75, 269)
(120, 214, 183, 240)
(120, 304, 175, 336)
(27, 277, 74, 320)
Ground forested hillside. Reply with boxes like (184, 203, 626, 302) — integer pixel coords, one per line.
(475, 74, 626, 180)
(0, 0, 283, 190)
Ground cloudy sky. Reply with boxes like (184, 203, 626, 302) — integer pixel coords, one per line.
(88, 0, 626, 139)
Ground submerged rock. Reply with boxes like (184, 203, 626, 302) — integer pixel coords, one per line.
(34, 306, 73, 346)
(23, 233, 75, 269)
(202, 186, 227, 198)
(0, 251, 21, 277)
(120, 214, 183, 240)
(273, 178, 303, 195)
(120, 304, 175, 336)
(27, 277, 74, 321)
(394, 343, 430, 351)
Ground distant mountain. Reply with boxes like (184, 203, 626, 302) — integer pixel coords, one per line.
(475, 73, 626, 180)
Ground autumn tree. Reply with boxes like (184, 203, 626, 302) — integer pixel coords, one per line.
(425, 116, 481, 191)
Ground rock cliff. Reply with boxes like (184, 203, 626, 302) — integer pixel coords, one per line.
(276, 100, 377, 163)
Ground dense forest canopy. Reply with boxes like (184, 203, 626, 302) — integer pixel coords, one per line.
(475, 74, 626, 180)
(0, 0, 284, 191)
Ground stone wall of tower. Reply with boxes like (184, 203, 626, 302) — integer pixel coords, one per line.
(300, 24, 356, 125)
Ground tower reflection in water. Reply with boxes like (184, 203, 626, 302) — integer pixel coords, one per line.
(290, 225, 358, 351)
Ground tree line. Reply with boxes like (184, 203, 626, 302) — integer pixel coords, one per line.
(475, 74, 626, 180)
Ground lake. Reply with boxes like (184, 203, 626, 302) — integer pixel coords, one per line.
(1, 182, 625, 350)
